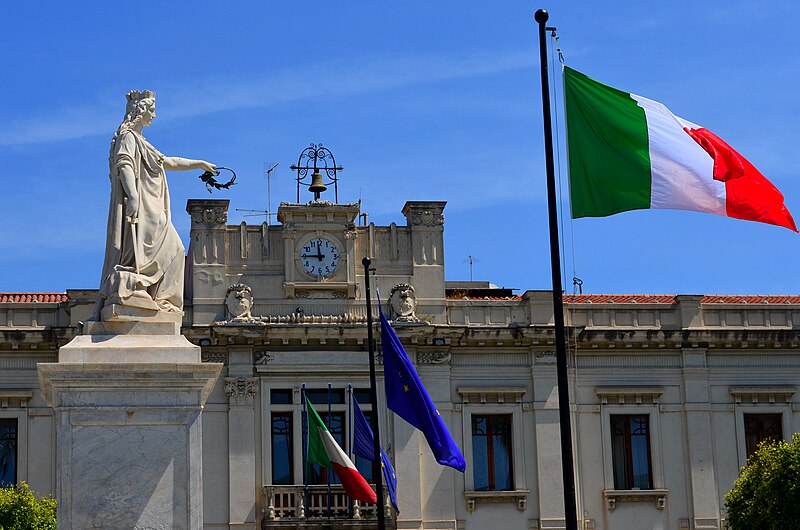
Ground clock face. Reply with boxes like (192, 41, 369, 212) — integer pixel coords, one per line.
(299, 237, 340, 279)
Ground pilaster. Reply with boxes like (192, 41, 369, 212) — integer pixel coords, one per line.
(532, 364, 567, 530)
(186, 199, 230, 325)
(682, 348, 721, 529)
(402, 201, 446, 324)
(226, 347, 257, 529)
(417, 362, 457, 525)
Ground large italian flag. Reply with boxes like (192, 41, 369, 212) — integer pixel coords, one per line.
(306, 398, 377, 504)
(564, 66, 796, 232)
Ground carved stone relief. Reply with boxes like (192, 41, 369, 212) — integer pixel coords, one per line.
(191, 207, 228, 226)
(417, 351, 452, 365)
(201, 351, 227, 364)
(224, 377, 257, 405)
(408, 210, 444, 227)
(390, 283, 422, 323)
(196, 270, 224, 287)
(254, 351, 274, 365)
(225, 284, 254, 320)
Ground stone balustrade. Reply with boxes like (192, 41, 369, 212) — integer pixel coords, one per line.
(261, 484, 393, 528)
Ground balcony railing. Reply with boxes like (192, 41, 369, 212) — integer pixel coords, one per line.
(262, 485, 395, 528)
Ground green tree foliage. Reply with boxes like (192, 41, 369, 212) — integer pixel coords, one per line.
(0, 482, 56, 530)
(725, 433, 800, 529)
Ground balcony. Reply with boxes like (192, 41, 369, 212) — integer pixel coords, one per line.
(262, 485, 395, 529)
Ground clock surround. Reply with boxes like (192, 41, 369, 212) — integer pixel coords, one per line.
(297, 235, 341, 279)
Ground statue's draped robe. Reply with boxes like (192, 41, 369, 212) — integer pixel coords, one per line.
(97, 130, 184, 315)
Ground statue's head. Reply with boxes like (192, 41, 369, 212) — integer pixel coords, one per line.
(123, 90, 156, 128)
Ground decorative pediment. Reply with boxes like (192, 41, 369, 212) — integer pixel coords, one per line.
(457, 387, 526, 404)
(0, 390, 32, 408)
(595, 387, 663, 405)
(729, 386, 794, 404)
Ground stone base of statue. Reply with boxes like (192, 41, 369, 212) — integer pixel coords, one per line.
(37, 311, 221, 530)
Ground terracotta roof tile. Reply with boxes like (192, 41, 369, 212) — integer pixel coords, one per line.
(564, 294, 677, 304)
(0, 292, 68, 303)
(700, 295, 800, 304)
(446, 295, 523, 300)
(563, 294, 800, 305)
(2, 292, 798, 306)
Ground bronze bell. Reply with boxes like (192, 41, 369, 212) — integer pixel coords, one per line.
(308, 170, 327, 194)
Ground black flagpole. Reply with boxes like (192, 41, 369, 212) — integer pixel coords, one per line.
(534, 9, 579, 530)
(362, 257, 386, 530)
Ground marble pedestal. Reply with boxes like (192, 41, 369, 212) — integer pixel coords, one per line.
(38, 318, 221, 530)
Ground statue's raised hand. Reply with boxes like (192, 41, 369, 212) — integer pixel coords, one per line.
(198, 161, 216, 173)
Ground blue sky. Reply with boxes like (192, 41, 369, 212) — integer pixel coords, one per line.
(1, 1, 798, 295)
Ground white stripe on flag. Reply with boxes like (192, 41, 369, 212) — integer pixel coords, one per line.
(318, 426, 358, 470)
(631, 93, 725, 215)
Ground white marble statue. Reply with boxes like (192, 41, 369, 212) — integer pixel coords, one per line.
(94, 90, 215, 319)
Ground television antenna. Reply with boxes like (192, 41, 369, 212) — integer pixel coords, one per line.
(463, 255, 480, 281)
(236, 162, 280, 224)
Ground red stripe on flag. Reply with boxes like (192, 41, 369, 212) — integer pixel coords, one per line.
(684, 127, 797, 232)
(330, 462, 378, 504)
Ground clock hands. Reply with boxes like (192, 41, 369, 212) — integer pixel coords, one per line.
(299, 239, 339, 278)
(301, 241, 327, 262)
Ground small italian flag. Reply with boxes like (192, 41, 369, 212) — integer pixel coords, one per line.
(564, 66, 796, 232)
(306, 398, 377, 504)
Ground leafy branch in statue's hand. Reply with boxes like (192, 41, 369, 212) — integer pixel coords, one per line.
(198, 167, 237, 193)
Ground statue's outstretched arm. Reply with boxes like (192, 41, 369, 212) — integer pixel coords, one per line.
(162, 157, 215, 172)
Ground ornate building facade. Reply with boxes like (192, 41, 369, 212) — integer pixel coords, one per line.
(1, 197, 799, 530)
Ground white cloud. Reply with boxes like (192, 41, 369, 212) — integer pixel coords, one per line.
(0, 50, 533, 147)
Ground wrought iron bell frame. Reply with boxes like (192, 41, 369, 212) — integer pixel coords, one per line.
(290, 143, 343, 202)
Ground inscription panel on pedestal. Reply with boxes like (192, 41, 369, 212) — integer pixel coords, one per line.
(70, 422, 189, 530)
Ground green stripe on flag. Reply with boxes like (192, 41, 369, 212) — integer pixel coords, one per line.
(564, 66, 652, 218)
(306, 397, 331, 468)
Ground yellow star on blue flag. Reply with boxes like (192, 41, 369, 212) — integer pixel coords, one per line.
(380, 308, 466, 472)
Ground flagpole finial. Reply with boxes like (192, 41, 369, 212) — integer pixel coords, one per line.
(534, 9, 549, 23)
(362, 257, 371, 267)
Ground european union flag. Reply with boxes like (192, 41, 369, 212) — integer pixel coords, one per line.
(380, 309, 466, 472)
(353, 396, 399, 513)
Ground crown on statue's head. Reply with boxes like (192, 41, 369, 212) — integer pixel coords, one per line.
(126, 90, 156, 103)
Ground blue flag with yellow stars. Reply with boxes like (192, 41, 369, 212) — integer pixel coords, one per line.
(380, 309, 466, 472)
(352, 396, 399, 513)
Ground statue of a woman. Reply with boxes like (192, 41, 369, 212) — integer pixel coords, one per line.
(95, 90, 215, 319)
